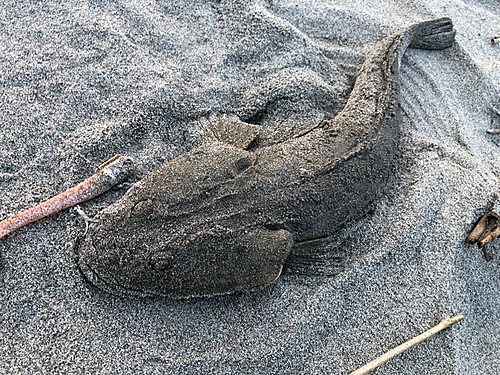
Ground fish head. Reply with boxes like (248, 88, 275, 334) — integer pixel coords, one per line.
(78, 143, 293, 298)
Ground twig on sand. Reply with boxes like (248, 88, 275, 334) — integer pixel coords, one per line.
(478, 224, 500, 248)
(350, 315, 464, 375)
(0, 155, 133, 240)
(466, 195, 500, 259)
(466, 211, 500, 245)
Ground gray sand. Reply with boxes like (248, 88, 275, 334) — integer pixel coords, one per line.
(1, 1, 500, 374)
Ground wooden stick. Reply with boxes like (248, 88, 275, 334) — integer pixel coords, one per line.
(478, 225, 500, 248)
(0, 155, 133, 239)
(350, 315, 464, 375)
(466, 195, 499, 245)
(466, 212, 490, 244)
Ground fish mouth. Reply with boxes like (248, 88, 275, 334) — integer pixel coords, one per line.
(76, 234, 171, 298)
(77, 254, 279, 299)
(77, 256, 155, 298)
(77, 252, 235, 299)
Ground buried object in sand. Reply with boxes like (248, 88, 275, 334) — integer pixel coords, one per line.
(78, 18, 456, 298)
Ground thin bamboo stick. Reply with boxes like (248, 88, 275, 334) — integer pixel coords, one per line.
(350, 315, 464, 375)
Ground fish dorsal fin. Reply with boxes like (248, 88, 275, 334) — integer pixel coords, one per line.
(202, 115, 261, 150)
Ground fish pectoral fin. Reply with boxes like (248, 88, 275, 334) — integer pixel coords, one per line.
(203, 115, 261, 150)
(285, 236, 347, 277)
(240, 228, 294, 288)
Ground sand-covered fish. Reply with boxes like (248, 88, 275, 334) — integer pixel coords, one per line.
(78, 19, 455, 298)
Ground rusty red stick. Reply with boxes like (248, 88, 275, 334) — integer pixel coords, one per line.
(0, 155, 133, 239)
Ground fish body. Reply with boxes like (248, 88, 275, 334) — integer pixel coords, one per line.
(78, 19, 455, 297)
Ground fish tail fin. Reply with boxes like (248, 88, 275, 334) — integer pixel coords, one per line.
(409, 17, 456, 50)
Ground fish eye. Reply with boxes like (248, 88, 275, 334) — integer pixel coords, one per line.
(150, 252, 174, 272)
(234, 156, 254, 174)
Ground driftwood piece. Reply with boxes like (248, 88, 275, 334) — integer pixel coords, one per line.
(0, 155, 133, 240)
(466, 212, 500, 244)
(466, 195, 500, 259)
(350, 315, 464, 375)
(478, 225, 500, 248)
